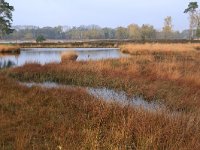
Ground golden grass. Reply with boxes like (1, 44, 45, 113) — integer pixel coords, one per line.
(120, 43, 200, 54)
(0, 45, 20, 53)
(0, 53, 20, 57)
(119, 43, 200, 86)
(61, 50, 78, 63)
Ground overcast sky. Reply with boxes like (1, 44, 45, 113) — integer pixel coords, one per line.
(7, 0, 195, 31)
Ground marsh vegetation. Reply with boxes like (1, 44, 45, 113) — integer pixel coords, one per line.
(0, 43, 200, 149)
(0, 45, 20, 53)
(1, 0, 200, 149)
(61, 51, 78, 63)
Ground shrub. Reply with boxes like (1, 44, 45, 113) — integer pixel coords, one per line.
(61, 51, 78, 63)
(36, 35, 46, 43)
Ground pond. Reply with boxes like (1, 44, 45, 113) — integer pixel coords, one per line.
(0, 48, 126, 68)
(22, 82, 165, 112)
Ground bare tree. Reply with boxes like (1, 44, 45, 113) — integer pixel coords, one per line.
(162, 16, 173, 39)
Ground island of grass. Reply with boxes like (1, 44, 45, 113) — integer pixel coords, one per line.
(0, 44, 20, 54)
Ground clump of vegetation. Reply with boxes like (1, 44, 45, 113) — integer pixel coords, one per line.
(36, 35, 46, 43)
(0, 45, 20, 53)
(61, 51, 78, 63)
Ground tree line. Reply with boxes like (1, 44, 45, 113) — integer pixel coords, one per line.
(1, 1, 200, 41)
(2, 23, 190, 41)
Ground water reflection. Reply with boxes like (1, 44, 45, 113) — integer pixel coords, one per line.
(22, 82, 165, 111)
(0, 60, 16, 69)
(88, 87, 164, 110)
(0, 48, 125, 68)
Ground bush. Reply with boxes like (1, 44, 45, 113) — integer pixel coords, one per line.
(36, 35, 46, 43)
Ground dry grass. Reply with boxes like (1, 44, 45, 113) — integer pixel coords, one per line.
(61, 50, 78, 63)
(2, 43, 200, 149)
(0, 53, 20, 57)
(119, 43, 200, 86)
(6, 53, 200, 112)
(0, 45, 20, 53)
(0, 75, 200, 149)
(120, 43, 200, 54)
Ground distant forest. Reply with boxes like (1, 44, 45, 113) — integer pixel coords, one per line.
(2, 24, 195, 41)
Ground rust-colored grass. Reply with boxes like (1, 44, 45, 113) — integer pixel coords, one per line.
(0, 45, 20, 53)
(1, 43, 200, 149)
(6, 51, 200, 111)
(0, 75, 200, 149)
(119, 44, 200, 86)
(61, 50, 78, 63)
(0, 53, 20, 57)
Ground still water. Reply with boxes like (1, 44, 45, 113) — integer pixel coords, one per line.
(22, 82, 165, 111)
(0, 48, 126, 68)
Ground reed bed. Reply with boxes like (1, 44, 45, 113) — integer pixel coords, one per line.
(0, 45, 20, 53)
(119, 44, 200, 86)
(120, 43, 200, 54)
(6, 51, 200, 112)
(2, 43, 200, 149)
(0, 75, 200, 149)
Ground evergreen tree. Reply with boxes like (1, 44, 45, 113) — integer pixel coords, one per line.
(0, 0, 14, 37)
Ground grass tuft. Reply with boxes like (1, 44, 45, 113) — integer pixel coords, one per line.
(61, 50, 78, 63)
(0, 45, 20, 53)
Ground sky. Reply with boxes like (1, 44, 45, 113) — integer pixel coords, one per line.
(6, 0, 196, 31)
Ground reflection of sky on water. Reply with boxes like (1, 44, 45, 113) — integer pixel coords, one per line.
(22, 82, 165, 112)
(0, 48, 126, 68)
(0, 60, 16, 68)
